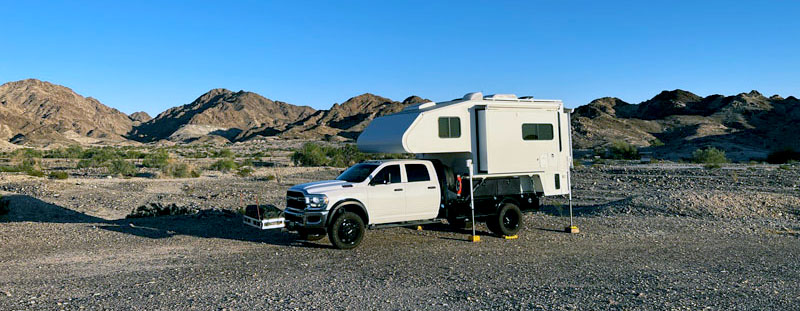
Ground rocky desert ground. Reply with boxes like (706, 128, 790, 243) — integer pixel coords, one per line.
(1, 142, 798, 310)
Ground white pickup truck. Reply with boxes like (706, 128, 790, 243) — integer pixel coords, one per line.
(275, 159, 536, 249)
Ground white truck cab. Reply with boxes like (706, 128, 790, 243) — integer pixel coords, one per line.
(283, 159, 442, 249)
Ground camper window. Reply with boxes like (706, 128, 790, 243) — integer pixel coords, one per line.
(405, 164, 430, 182)
(438, 117, 461, 138)
(522, 123, 554, 140)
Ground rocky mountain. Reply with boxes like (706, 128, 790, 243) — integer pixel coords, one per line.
(239, 93, 429, 141)
(128, 88, 316, 142)
(572, 89, 800, 160)
(0, 79, 133, 145)
(129, 111, 152, 124)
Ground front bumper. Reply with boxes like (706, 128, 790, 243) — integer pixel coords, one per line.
(283, 207, 329, 231)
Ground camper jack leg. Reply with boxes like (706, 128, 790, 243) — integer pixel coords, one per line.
(565, 169, 579, 234)
(467, 160, 480, 242)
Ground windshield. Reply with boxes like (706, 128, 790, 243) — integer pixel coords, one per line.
(336, 163, 380, 183)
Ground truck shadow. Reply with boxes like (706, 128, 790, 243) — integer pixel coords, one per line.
(0, 194, 327, 249)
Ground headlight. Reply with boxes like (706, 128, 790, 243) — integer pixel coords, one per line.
(305, 194, 329, 210)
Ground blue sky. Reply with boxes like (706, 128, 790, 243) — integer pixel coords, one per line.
(1, 1, 798, 115)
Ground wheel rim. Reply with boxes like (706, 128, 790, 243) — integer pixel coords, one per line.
(502, 210, 519, 230)
(338, 218, 360, 244)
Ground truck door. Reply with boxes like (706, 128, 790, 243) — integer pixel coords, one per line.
(402, 163, 440, 220)
(367, 164, 406, 224)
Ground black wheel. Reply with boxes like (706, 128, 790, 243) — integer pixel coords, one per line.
(328, 212, 365, 249)
(298, 229, 325, 241)
(488, 202, 522, 236)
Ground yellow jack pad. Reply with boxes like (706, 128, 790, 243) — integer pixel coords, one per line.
(565, 226, 580, 234)
(503, 235, 518, 240)
(469, 235, 481, 242)
(416, 225, 423, 231)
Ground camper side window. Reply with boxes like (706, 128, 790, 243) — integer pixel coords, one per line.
(522, 123, 554, 140)
(438, 117, 461, 138)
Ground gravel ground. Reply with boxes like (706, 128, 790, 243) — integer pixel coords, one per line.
(1, 162, 799, 310)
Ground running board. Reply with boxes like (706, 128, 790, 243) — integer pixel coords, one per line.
(369, 218, 445, 230)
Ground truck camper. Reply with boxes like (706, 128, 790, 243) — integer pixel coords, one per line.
(244, 92, 574, 249)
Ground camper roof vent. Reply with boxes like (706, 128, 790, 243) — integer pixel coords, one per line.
(403, 101, 436, 111)
(463, 92, 483, 100)
(417, 102, 436, 109)
(484, 94, 518, 101)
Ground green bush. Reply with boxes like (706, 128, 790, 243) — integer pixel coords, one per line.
(107, 159, 138, 177)
(236, 167, 254, 177)
(26, 169, 45, 177)
(143, 149, 171, 168)
(766, 148, 800, 164)
(291, 142, 411, 167)
(210, 159, 238, 172)
(607, 141, 639, 160)
(48, 171, 69, 180)
(692, 147, 728, 165)
(162, 162, 201, 178)
(265, 175, 276, 181)
(649, 138, 665, 147)
(212, 148, 235, 158)
(292, 143, 329, 166)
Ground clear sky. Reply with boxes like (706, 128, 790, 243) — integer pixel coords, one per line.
(2, 1, 798, 115)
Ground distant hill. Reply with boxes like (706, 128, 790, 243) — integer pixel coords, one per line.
(572, 89, 800, 160)
(239, 93, 429, 141)
(0, 79, 132, 145)
(2, 79, 798, 162)
(128, 88, 316, 142)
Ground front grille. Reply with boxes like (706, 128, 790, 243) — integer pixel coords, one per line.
(286, 191, 306, 210)
(284, 212, 302, 223)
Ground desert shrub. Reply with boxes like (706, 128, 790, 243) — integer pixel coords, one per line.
(692, 147, 728, 165)
(607, 141, 639, 160)
(292, 143, 329, 166)
(572, 159, 583, 167)
(291, 142, 410, 167)
(162, 162, 201, 178)
(107, 159, 138, 177)
(142, 149, 171, 168)
(265, 175, 276, 181)
(26, 169, 45, 177)
(236, 167, 254, 177)
(210, 159, 238, 172)
(248, 151, 269, 158)
(212, 148, 235, 158)
(124, 149, 147, 159)
(766, 148, 800, 164)
(48, 171, 69, 180)
(11, 148, 44, 159)
(649, 138, 665, 147)
(44, 145, 84, 158)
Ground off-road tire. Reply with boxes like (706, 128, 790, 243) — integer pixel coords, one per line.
(328, 212, 365, 249)
(488, 202, 522, 236)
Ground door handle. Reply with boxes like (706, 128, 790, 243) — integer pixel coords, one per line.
(394, 188, 403, 192)
(427, 186, 436, 189)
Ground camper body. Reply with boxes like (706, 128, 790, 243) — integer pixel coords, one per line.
(246, 92, 572, 249)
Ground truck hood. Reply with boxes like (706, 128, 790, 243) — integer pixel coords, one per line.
(291, 180, 356, 194)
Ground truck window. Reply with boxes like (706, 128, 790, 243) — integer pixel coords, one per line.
(371, 165, 401, 184)
(337, 163, 379, 182)
(438, 117, 461, 138)
(404, 164, 430, 182)
(522, 123, 554, 140)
